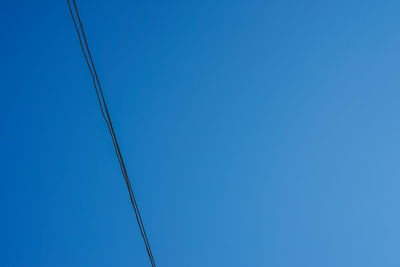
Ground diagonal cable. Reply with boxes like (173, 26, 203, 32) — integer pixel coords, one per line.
(67, 1, 157, 266)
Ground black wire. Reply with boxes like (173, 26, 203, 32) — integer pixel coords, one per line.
(68, 2, 156, 265)
(67, 1, 157, 266)
(67, 2, 156, 265)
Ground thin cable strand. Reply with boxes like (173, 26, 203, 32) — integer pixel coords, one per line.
(68, 2, 156, 263)
(67, 1, 156, 266)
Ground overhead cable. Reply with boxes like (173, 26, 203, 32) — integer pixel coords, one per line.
(67, 1, 157, 266)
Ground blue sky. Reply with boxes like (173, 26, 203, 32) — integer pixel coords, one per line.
(2, 0, 400, 266)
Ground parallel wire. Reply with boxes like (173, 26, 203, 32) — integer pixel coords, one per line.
(67, 1, 156, 266)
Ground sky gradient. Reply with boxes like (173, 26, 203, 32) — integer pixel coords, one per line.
(2, 0, 400, 266)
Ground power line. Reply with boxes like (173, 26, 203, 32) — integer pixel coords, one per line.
(67, 1, 157, 266)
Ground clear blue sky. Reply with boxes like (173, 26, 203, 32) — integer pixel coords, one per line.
(2, 0, 400, 266)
